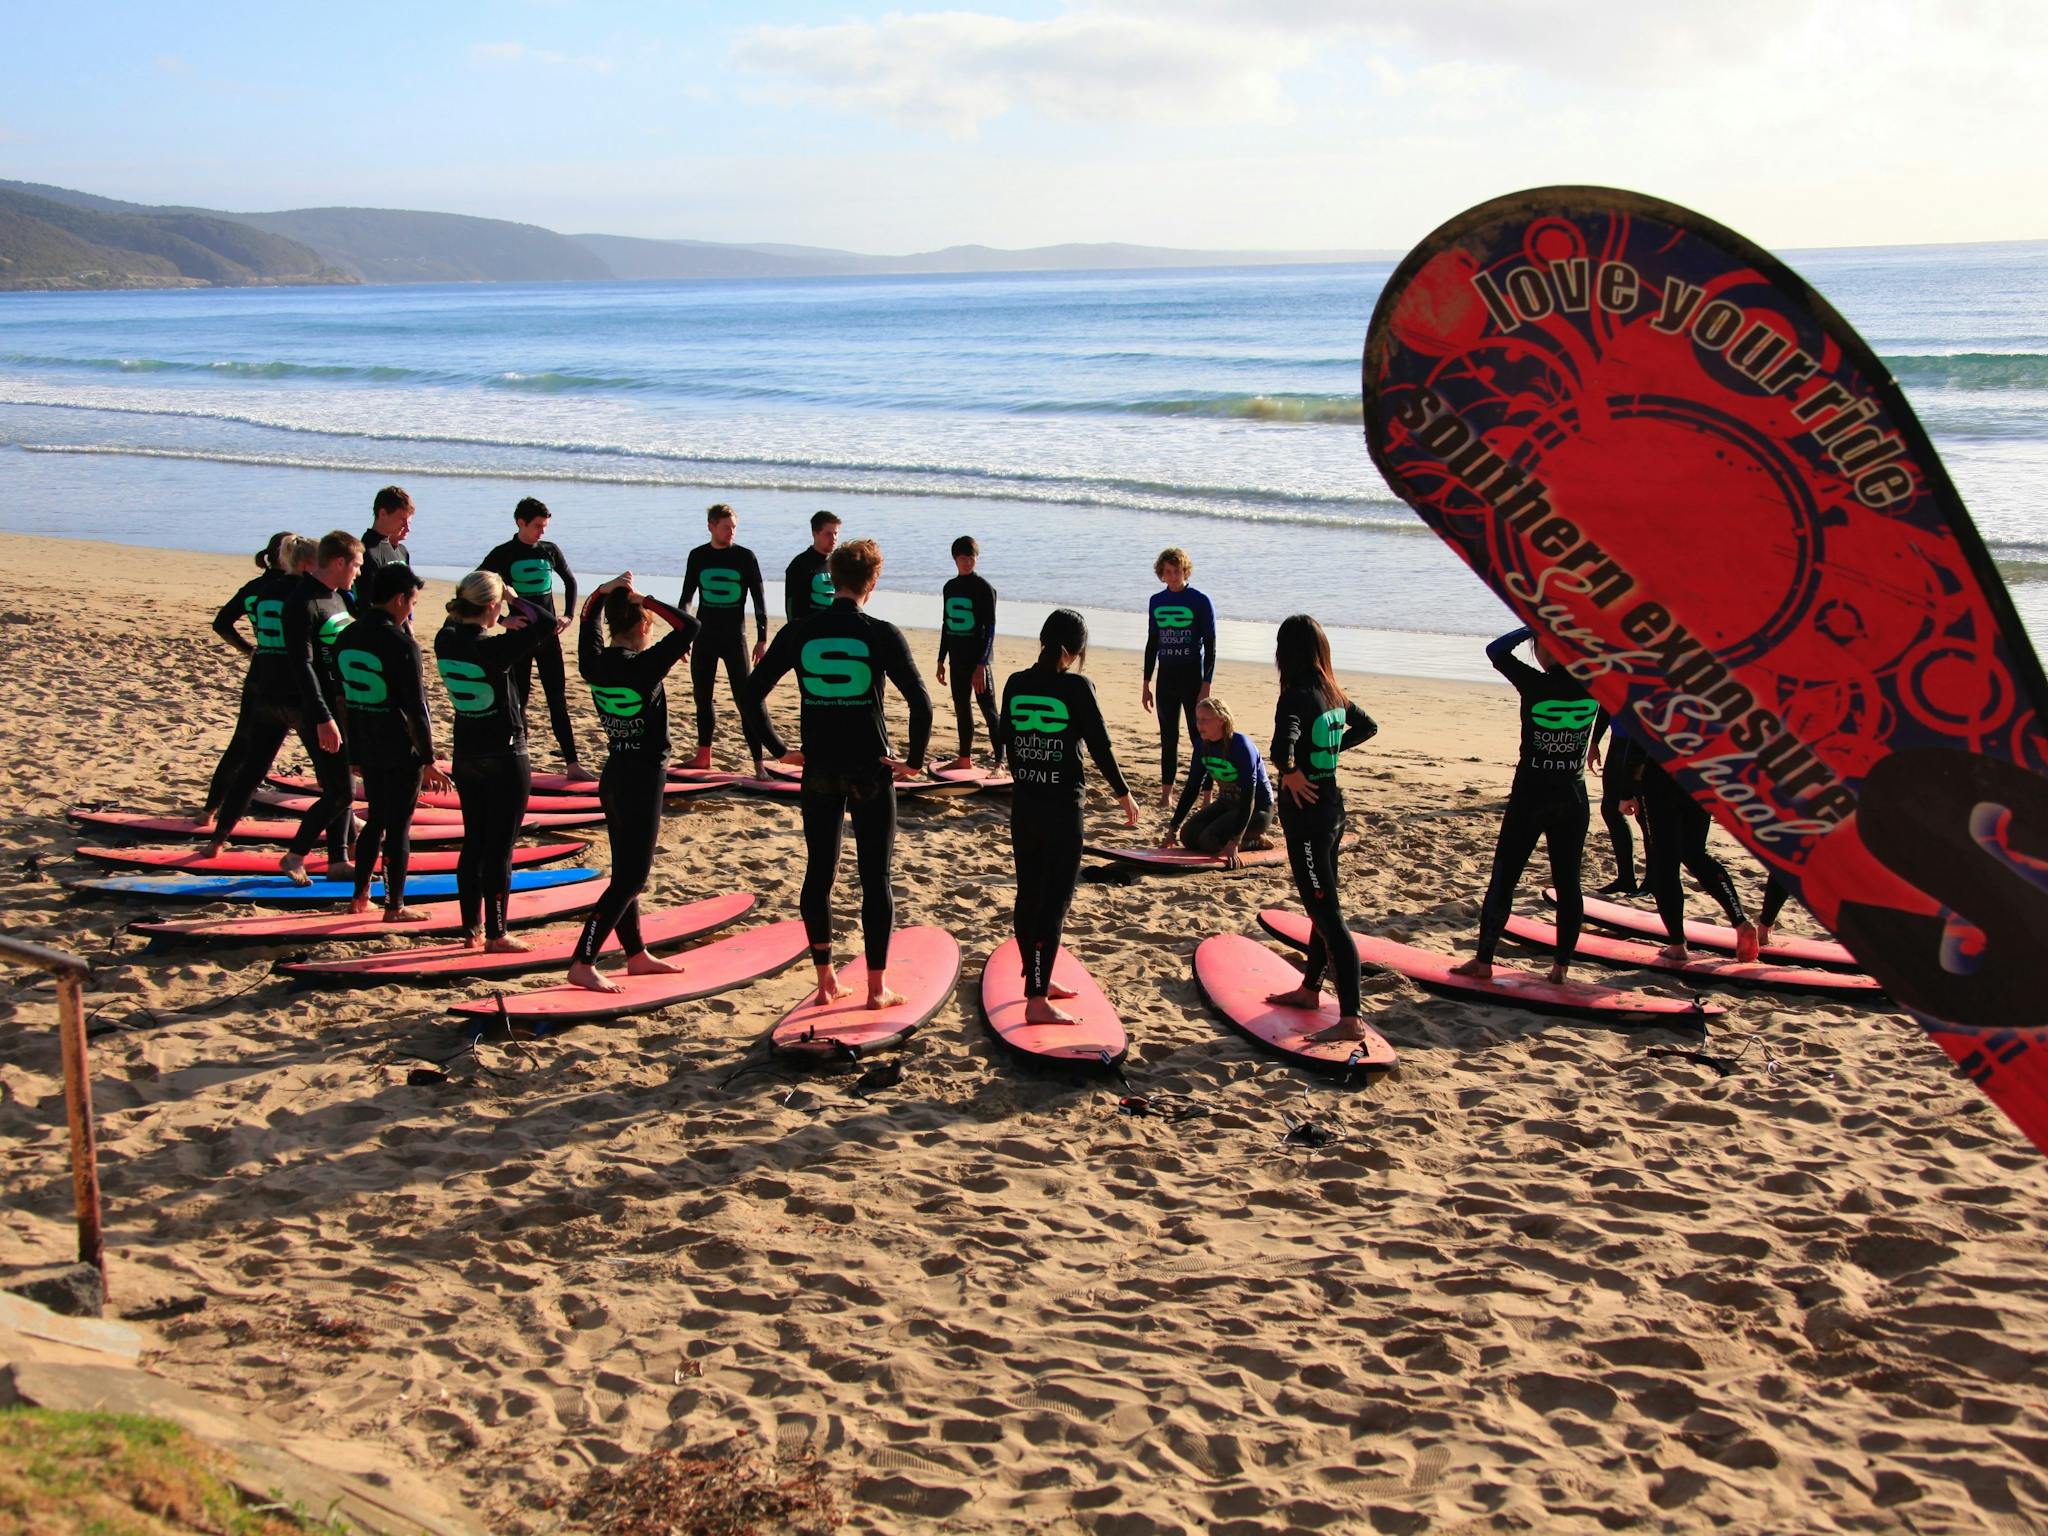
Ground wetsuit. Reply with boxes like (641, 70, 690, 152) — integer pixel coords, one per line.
(480, 535, 579, 768)
(1171, 731, 1274, 856)
(1473, 627, 1597, 966)
(435, 599, 552, 939)
(784, 546, 835, 624)
(938, 571, 1000, 764)
(682, 542, 784, 759)
(1760, 871, 1792, 930)
(276, 574, 362, 860)
(1593, 713, 1641, 893)
(999, 665, 1129, 998)
(1634, 756, 1746, 943)
(203, 567, 293, 817)
(573, 595, 699, 966)
(745, 597, 932, 968)
(1271, 686, 1378, 1017)
(1143, 586, 1216, 785)
(334, 607, 435, 907)
(355, 530, 410, 611)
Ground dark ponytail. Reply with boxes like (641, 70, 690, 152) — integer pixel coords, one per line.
(1037, 608, 1088, 671)
(256, 530, 296, 571)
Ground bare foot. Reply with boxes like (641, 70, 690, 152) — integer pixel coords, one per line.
(567, 960, 622, 993)
(625, 951, 682, 976)
(1756, 923, 1774, 949)
(565, 761, 597, 782)
(460, 928, 483, 949)
(1448, 958, 1493, 979)
(1734, 920, 1761, 963)
(1046, 981, 1079, 1001)
(485, 935, 530, 954)
(348, 895, 371, 916)
(193, 809, 216, 830)
(1156, 783, 1173, 808)
(384, 906, 432, 923)
(866, 986, 907, 1011)
(1548, 962, 1571, 985)
(778, 750, 804, 768)
(1657, 942, 1690, 965)
(204, 840, 227, 859)
(1023, 998, 1080, 1024)
(1306, 1015, 1371, 1043)
(946, 755, 973, 771)
(278, 853, 311, 887)
(1266, 986, 1321, 1009)
(811, 964, 850, 1008)
(326, 861, 355, 882)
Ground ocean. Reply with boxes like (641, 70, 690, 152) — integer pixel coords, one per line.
(2, 244, 2045, 682)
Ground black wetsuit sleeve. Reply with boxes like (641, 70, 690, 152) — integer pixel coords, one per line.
(282, 590, 331, 725)
(976, 580, 997, 670)
(1270, 697, 1304, 778)
(1170, 754, 1208, 829)
(1142, 605, 1159, 683)
(553, 545, 577, 616)
(641, 597, 700, 673)
(1076, 680, 1129, 799)
(1486, 626, 1543, 692)
(1340, 700, 1378, 752)
(482, 597, 556, 670)
(577, 592, 603, 680)
(394, 633, 435, 764)
(743, 551, 767, 643)
(1198, 592, 1217, 684)
(783, 557, 804, 624)
(878, 624, 933, 771)
(746, 624, 798, 711)
(213, 577, 260, 654)
(679, 548, 703, 613)
(1591, 711, 1609, 752)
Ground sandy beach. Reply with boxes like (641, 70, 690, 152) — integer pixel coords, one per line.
(2, 531, 2044, 1535)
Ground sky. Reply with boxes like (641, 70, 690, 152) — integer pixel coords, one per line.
(2, 1, 2044, 254)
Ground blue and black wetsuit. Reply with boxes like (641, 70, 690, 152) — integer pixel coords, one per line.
(480, 534, 579, 768)
(1170, 731, 1273, 856)
(683, 542, 784, 760)
(938, 571, 1000, 764)
(203, 566, 294, 818)
(1272, 685, 1378, 1016)
(1143, 586, 1216, 785)
(334, 607, 435, 906)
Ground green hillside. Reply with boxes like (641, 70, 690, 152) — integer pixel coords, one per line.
(0, 187, 349, 290)
(0, 204, 188, 289)
(231, 207, 611, 283)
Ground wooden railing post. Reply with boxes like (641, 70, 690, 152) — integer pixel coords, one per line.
(0, 937, 105, 1298)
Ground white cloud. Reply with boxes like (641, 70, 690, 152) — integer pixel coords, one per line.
(733, 10, 1311, 136)
(468, 41, 615, 74)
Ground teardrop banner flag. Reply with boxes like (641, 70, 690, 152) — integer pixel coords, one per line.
(1362, 186, 2048, 1154)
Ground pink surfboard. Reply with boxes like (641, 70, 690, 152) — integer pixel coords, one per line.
(1258, 909, 1724, 1022)
(931, 765, 1012, 790)
(732, 775, 802, 798)
(770, 925, 962, 1059)
(899, 777, 981, 799)
(269, 774, 605, 813)
(256, 787, 462, 822)
(978, 939, 1126, 1067)
(448, 920, 809, 1025)
(1505, 915, 1883, 997)
(131, 879, 601, 943)
(73, 842, 582, 876)
(69, 810, 466, 845)
(1193, 933, 1397, 1071)
(761, 761, 803, 782)
(1550, 888, 1859, 970)
(279, 893, 756, 985)
(1085, 835, 1354, 873)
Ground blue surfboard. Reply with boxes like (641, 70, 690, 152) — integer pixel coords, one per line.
(71, 867, 601, 906)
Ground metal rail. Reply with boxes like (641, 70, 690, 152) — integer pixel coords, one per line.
(0, 936, 105, 1295)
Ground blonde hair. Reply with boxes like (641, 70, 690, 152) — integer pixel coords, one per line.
(283, 535, 320, 571)
(445, 570, 504, 622)
(1155, 547, 1191, 579)
(1198, 694, 1235, 735)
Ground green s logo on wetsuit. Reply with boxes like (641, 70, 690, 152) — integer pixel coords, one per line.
(508, 557, 554, 598)
(1009, 695, 1068, 734)
(589, 684, 644, 719)
(800, 638, 872, 699)
(1202, 751, 1238, 784)
(1309, 707, 1347, 777)
(1531, 699, 1599, 731)
(810, 570, 835, 608)
(945, 596, 976, 634)
(253, 600, 286, 653)
(317, 612, 354, 647)
(1154, 605, 1194, 630)
(436, 658, 496, 714)
(700, 569, 743, 607)
(338, 650, 388, 707)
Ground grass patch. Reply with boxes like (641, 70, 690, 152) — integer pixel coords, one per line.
(0, 1406, 338, 1534)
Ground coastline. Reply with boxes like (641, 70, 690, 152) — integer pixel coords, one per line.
(1, 531, 2043, 1534)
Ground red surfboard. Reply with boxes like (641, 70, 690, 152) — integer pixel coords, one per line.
(979, 939, 1127, 1067)
(1363, 187, 2048, 1149)
(255, 788, 462, 822)
(279, 893, 756, 985)
(447, 920, 809, 1025)
(1258, 908, 1721, 1022)
(1550, 888, 1858, 969)
(131, 880, 600, 943)
(269, 774, 605, 813)
(1504, 915, 1883, 997)
(1193, 934, 1397, 1071)
(731, 776, 802, 798)
(69, 810, 467, 845)
(72, 842, 582, 876)
(1085, 836, 1353, 873)
(771, 926, 961, 1059)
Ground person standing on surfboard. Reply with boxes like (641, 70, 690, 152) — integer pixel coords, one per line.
(1452, 626, 1598, 984)
(479, 497, 589, 781)
(272, 532, 365, 886)
(784, 510, 840, 627)
(1264, 615, 1380, 1041)
(354, 486, 413, 613)
(567, 574, 701, 993)
(334, 563, 449, 920)
(436, 571, 554, 950)
(1617, 755, 1762, 964)
(746, 537, 932, 1010)
(1162, 696, 1273, 866)
(197, 530, 301, 829)
(935, 535, 1001, 772)
(1591, 713, 1644, 896)
(681, 503, 791, 777)
(999, 609, 1140, 1021)
(1140, 547, 1216, 808)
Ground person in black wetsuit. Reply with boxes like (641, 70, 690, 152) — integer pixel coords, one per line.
(198, 530, 299, 825)
(1163, 696, 1274, 864)
(1265, 615, 1380, 1041)
(784, 510, 840, 625)
(567, 574, 701, 993)
(479, 497, 588, 779)
(1618, 754, 1761, 963)
(745, 537, 932, 1010)
(1452, 625, 1598, 984)
(998, 609, 1138, 1022)
(355, 485, 413, 612)
(334, 563, 448, 918)
(935, 535, 1001, 770)
(1756, 871, 1792, 948)
(681, 503, 788, 775)
(1591, 712, 1644, 895)
(435, 571, 554, 949)
(1141, 546, 1217, 808)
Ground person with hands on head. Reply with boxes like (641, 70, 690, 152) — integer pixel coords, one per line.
(479, 496, 588, 779)
(744, 537, 932, 1013)
(1160, 696, 1274, 869)
(333, 562, 449, 919)
(935, 535, 1002, 771)
(566, 572, 702, 993)
(197, 530, 300, 827)
(435, 571, 554, 951)
(998, 609, 1139, 1024)
(1264, 615, 1380, 1042)
(1140, 546, 1217, 808)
